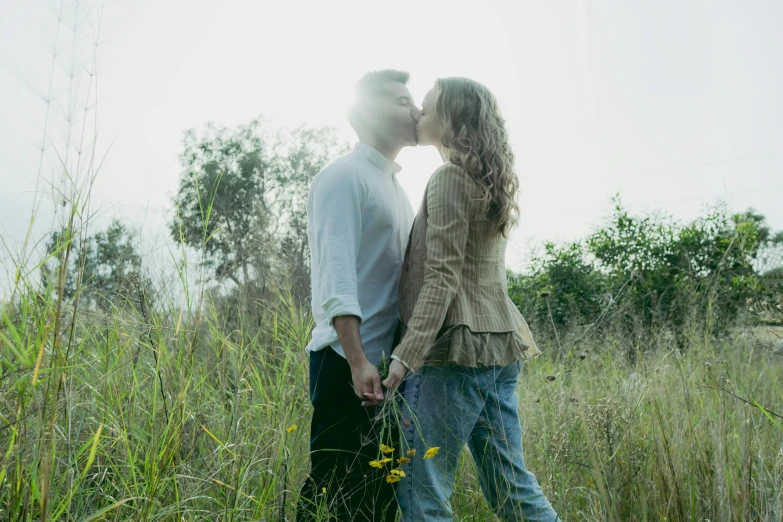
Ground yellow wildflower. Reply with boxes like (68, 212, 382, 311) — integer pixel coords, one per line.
(390, 468, 406, 477)
(379, 457, 393, 465)
(396, 457, 411, 465)
(424, 447, 440, 459)
(369, 460, 383, 469)
(321, 487, 327, 494)
(380, 444, 395, 454)
(385, 475, 401, 484)
(286, 424, 297, 433)
(406, 449, 417, 457)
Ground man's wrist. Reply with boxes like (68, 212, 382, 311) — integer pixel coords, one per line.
(344, 349, 368, 368)
(333, 314, 366, 368)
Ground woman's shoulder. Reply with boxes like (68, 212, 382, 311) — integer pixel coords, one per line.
(430, 161, 473, 185)
(429, 162, 481, 195)
(433, 161, 466, 176)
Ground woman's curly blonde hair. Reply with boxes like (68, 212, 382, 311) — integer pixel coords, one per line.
(435, 77, 519, 237)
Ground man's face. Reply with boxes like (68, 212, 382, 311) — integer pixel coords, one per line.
(369, 82, 420, 148)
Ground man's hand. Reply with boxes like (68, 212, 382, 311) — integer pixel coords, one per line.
(333, 315, 385, 406)
(382, 359, 407, 393)
(350, 357, 385, 406)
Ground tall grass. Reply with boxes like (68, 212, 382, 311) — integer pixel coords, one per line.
(2, 5, 782, 520)
(2, 250, 783, 521)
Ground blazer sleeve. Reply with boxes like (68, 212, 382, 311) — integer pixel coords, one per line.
(392, 163, 475, 371)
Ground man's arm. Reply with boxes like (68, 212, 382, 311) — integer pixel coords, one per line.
(310, 167, 384, 403)
(334, 316, 384, 404)
(311, 167, 363, 324)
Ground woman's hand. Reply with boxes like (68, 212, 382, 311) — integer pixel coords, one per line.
(382, 360, 407, 392)
(361, 360, 407, 406)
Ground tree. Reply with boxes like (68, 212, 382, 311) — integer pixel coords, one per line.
(169, 117, 347, 303)
(41, 220, 153, 312)
(508, 242, 605, 335)
(507, 197, 783, 350)
(270, 125, 348, 301)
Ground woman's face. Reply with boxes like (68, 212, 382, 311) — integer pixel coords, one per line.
(415, 87, 444, 148)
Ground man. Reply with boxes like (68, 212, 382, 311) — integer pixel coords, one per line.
(296, 70, 419, 522)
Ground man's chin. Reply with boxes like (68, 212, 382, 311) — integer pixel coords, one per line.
(401, 131, 421, 148)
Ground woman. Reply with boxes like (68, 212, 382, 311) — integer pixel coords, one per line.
(382, 78, 560, 521)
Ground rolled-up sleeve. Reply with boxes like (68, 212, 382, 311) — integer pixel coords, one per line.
(393, 164, 474, 371)
(309, 166, 365, 324)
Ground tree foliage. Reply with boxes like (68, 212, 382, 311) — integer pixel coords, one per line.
(508, 198, 783, 349)
(169, 118, 347, 304)
(42, 220, 153, 312)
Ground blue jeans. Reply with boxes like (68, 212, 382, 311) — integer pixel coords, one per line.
(397, 362, 559, 521)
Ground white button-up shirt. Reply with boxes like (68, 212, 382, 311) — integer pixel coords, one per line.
(306, 143, 415, 366)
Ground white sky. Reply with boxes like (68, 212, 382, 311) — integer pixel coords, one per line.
(1, 0, 782, 288)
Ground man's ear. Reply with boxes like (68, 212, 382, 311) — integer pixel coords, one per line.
(348, 103, 373, 135)
(358, 105, 378, 130)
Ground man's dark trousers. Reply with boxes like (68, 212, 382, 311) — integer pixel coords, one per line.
(296, 347, 398, 522)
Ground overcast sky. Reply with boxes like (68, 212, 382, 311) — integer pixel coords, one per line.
(1, 0, 782, 291)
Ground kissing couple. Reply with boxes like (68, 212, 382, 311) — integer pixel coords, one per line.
(297, 70, 560, 522)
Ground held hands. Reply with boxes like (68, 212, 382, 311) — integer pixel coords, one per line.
(350, 358, 407, 407)
(381, 359, 407, 394)
(350, 357, 385, 406)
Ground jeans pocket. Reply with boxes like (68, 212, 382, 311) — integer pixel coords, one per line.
(496, 361, 522, 383)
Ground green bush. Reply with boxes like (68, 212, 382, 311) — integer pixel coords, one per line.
(508, 199, 783, 353)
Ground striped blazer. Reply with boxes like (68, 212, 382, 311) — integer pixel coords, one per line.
(394, 162, 528, 371)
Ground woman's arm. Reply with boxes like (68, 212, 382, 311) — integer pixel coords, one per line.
(392, 163, 475, 372)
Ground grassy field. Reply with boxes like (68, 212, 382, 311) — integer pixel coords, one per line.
(4, 3, 783, 520)
(1, 279, 782, 521)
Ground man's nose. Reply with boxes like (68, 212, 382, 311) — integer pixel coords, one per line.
(411, 107, 421, 122)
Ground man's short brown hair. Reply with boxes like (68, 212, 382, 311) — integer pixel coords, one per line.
(354, 69, 410, 98)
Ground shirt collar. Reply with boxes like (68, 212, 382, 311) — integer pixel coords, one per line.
(353, 143, 402, 176)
